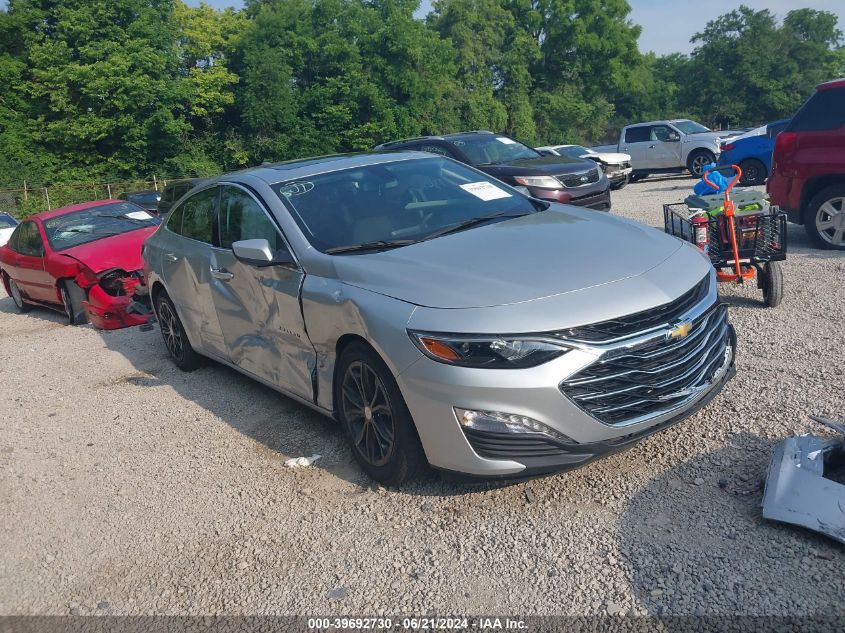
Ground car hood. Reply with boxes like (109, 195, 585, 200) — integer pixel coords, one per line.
(57, 226, 158, 273)
(332, 206, 684, 309)
(686, 131, 730, 145)
(481, 155, 596, 177)
(590, 152, 630, 164)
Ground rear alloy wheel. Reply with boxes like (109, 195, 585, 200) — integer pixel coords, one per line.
(7, 277, 31, 312)
(738, 158, 766, 186)
(155, 292, 201, 371)
(688, 150, 715, 178)
(805, 185, 845, 250)
(336, 342, 427, 485)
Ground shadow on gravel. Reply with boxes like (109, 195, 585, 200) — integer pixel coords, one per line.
(618, 432, 845, 616)
(94, 323, 499, 496)
(0, 294, 66, 324)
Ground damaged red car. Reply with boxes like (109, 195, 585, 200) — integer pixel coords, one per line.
(0, 200, 160, 329)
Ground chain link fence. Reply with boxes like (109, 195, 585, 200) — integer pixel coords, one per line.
(0, 176, 194, 218)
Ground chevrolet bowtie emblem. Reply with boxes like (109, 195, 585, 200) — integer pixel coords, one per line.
(668, 321, 693, 340)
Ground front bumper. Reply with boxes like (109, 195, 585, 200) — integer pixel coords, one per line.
(397, 285, 735, 479)
(527, 185, 611, 211)
(83, 284, 153, 330)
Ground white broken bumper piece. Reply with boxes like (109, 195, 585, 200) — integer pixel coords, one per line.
(284, 454, 321, 468)
(762, 415, 845, 545)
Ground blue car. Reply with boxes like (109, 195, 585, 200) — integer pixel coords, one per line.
(717, 119, 790, 186)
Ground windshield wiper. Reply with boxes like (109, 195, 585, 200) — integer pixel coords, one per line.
(423, 211, 529, 240)
(325, 239, 419, 255)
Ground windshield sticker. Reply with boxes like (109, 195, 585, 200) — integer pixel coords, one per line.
(125, 211, 153, 220)
(460, 181, 512, 201)
(279, 181, 314, 197)
(496, 137, 517, 145)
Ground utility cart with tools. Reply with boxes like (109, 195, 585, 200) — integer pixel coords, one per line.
(664, 165, 787, 308)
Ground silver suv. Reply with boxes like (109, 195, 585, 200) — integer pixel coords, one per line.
(143, 152, 736, 484)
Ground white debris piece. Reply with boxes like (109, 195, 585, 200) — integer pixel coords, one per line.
(284, 454, 321, 468)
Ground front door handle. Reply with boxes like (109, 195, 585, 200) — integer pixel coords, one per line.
(211, 268, 234, 281)
(164, 253, 178, 262)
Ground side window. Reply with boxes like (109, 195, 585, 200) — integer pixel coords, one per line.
(417, 144, 452, 158)
(650, 125, 674, 142)
(11, 221, 45, 257)
(219, 186, 285, 252)
(790, 88, 845, 132)
(179, 187, 218, 244)
(624, 126, 650, 143)
(166, 201, 185, 235)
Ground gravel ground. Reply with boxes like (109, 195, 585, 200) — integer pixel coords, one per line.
(1, 176, 844, 617)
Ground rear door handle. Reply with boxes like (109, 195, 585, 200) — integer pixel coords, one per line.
(210, 268, 234, 281)
(164, 253, 178, 262)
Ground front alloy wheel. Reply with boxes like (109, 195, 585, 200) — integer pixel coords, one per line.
(341, 361, 395, 467)
(688, 151, 715, 178)
(335, 342, 427, 485)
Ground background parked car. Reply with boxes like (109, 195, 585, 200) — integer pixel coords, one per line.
(157, 178, 207, 215)
(717, 119, 790, 186)
(536, 144, 632, 189)
(0, 212, 19, 247)
(144, 152, 734, 485)
(119, 190, 161, 213)
(768, 78, 845, 250)
(595, 119, 732, 179)
(0, 200, 160, 328)
(375, 132, 611, 211)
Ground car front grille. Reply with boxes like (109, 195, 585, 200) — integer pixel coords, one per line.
(557, 167, 600, 188)
(552, 275, 711, 344)
(559, 304, 731, 426)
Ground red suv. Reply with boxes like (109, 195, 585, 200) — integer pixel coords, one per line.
(768, 78, 845, 250)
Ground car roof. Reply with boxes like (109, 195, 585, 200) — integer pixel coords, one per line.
(25, 199, 132, 222)
(376, 131, 500, 148)
(817, 78, 845, 91)
(226, 151, 435, 185)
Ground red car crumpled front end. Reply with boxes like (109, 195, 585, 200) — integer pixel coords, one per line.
(77, 268, 153, 330)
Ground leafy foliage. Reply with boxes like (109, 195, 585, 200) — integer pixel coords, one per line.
(0, 0, 842, 192)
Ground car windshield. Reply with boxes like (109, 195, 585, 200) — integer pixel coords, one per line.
(130, 192, 161, 206)
(559, 145, 591, 158)
(451, 136, 540, 165)
(271, 157, 543, 253)
(673, 120, 711, 135)
(0, 213, 17, 229)
(43, 202, 160, 251)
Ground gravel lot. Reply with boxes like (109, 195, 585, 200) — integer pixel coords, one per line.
(1, 176, 843, 617)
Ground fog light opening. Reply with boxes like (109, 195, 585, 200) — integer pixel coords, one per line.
(455, 408, 576, 444)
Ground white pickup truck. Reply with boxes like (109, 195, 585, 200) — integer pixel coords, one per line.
(595, 119, 733, 180)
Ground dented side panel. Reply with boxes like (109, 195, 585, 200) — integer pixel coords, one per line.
(301, 276, 420, 412)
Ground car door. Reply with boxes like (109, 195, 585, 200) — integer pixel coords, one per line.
(620, 125, 654, 169)
(158, 186, 228, 359)
(208, 183, 315, 400)
(5, 221, 55, 302)
(648, 124, 684, 168)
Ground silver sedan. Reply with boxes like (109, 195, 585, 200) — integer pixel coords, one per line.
(143, 152, 736, 484)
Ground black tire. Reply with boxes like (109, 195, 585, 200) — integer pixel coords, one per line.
(687, 150, 715, 178)
(5, 275, 31, 312)
(59, 280, 89, 325)
(804, 184, 845, 250)
(155, 291, 201, 371)
(738, 158, 766, 186)
(335, 341, 428, 485)
(761, 261, 783, 308)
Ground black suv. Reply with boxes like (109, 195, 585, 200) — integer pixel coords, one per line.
(374, 131, 611, 211)
(157, 178, 208, 215)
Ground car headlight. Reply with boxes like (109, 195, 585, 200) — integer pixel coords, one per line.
(513, 176, 561, 189)
(408, 331, 570, 368)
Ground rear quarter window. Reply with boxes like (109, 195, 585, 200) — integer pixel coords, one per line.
(624, 126, 651, 143)
(789, 87, 845, 132)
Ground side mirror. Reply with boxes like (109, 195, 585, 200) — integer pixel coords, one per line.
(232, 239, 295, 268)
(667, 132, 680, 142)
(537, 149, 555, 156)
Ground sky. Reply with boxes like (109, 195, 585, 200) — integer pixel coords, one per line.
(188, 0, 845, 56)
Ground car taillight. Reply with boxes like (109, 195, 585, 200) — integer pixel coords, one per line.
(774, 131, 797, 158)
(720, 143, 735, 152)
